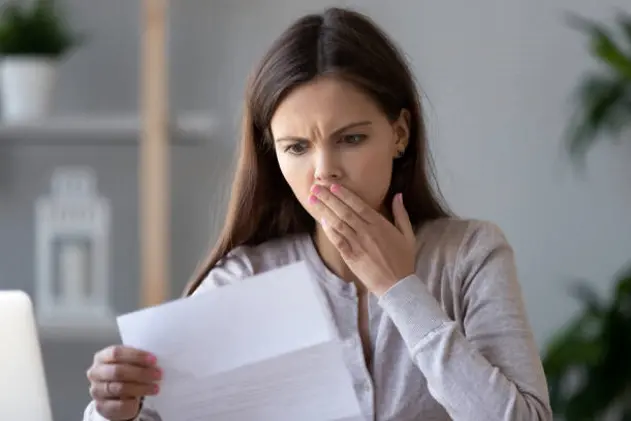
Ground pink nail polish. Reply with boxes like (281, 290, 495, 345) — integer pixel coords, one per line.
(309, 195, 318, 204)
(330, 184, 340, 193)
(311, 185, 321, 194)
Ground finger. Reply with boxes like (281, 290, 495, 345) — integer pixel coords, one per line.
(309, 194, 357, 242)
(94, 399, 139, 420)
(90, 381, 159, 400)
(95, 345, 157, 368)
(327, 183, 379, 224)
(310, 184, 366, 230)
(321, 218, 357, 258)
(392, 193, 415, 243)
(88, 363, 162, 384)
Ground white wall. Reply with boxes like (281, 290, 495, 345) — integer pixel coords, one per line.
(178, 0, 631, 347)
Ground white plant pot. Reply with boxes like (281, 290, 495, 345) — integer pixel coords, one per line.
(0, 57, 57, 123)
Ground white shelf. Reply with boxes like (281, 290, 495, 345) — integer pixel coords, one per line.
(0, 112, 219, 145)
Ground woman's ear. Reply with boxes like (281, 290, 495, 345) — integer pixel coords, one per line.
(392, 109, 411, 158)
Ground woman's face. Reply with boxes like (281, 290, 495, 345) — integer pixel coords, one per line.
(270, 76, 409, 220)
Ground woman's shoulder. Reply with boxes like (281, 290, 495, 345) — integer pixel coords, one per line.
(416, 217, 510, 251)
(196, 233, 310, 292)
(414, 217, 514, 283)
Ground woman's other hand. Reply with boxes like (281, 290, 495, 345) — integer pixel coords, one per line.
(86, 345, 161, 421)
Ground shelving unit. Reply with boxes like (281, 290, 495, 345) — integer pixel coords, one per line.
(13, 1, 178, 331)
(0, 113, 218, 145)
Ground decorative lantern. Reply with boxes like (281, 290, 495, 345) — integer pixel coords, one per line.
(35, 167, 115, 337)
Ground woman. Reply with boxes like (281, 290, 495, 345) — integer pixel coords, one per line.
(84, 7, 552, 421)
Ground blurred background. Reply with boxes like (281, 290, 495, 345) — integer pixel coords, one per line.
(0, 0, 629, 420)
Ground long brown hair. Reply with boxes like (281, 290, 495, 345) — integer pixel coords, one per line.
(184, 7, 450, 296)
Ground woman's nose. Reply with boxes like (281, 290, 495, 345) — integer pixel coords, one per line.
(313, 150, 343, 183)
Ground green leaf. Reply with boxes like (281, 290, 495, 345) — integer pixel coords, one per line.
(615, 10, 631, 49)
(591, 30, 631, 80)
(542, 313, 603, 377)
(566, 75, 629, 162)
(568, 12, 631, 80)
(568, 281, 605, 315)
(613, 263, 631, 314)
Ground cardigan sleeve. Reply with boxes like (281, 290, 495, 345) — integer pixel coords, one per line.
(82, 399, 161, 421)
(377, 220, 552, 421)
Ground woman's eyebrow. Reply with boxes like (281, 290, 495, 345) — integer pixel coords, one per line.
(275, 120, 372, 143)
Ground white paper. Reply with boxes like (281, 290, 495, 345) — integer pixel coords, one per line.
(116, 261, 364, 421)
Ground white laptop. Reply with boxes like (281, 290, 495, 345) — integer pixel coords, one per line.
(0, 290, 54, 421)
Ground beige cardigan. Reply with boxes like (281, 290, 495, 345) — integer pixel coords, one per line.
(84, 217, 552, 421)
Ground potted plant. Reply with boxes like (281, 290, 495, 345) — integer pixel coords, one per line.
(0, 0, 81, 122)
(541, 10, 631, 421)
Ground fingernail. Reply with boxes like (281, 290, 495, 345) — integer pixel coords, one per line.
(311, 185, 321, 194)
(330, 184, 340, 193)
(397, 193, 403, 203)
(147, 354, 157, 364)
(154, 368, 162, 380)
(309, 195, 318, 204)
(153, 383, 160, 394)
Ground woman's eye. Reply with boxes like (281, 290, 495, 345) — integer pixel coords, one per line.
(342, 134, 367, 144)
(285, 142, 307, 155)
